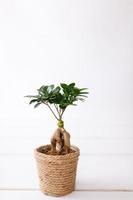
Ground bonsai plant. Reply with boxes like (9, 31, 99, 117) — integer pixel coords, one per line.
(25, 83, 88, 196)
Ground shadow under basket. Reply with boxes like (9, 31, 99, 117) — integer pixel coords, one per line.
(34, 145, 80, 197)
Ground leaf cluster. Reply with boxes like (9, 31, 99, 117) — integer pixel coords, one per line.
(25, 83, 88, 109)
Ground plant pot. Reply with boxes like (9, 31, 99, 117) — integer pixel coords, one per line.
(34, 145, 80, 197)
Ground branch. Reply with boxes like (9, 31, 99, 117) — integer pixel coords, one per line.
(54, 104, 59, 115)
(54, 104, 61, 119)
(43, 102, 59, 120)
(59, 107, 62, 115)
(60, 108, 66, 118)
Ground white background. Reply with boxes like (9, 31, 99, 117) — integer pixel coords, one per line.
(0, 0, 133, 196)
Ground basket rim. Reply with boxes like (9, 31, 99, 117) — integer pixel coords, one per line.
(34, 144, 80, 160)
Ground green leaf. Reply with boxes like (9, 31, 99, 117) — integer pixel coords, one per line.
(60, 83, 68, 89)
(38, 86, 48, 96)
(79, 88, 88, 91)
(25, 95, 39, 98)
(76, 98, 85, 102)
(34, 103, 41, 108)
(78, 94, 88, 98)
(29, 99, 38, 104)
(71, 103, 77, 106)
(69, 83, 75, 88)
(47, 85, 54, 93)
(53, 86, 60, 94)
(59, 104, 67, 109)
(79, 91, 88, 94)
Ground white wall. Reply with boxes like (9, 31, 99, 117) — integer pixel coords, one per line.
(0, 0, 133, 190)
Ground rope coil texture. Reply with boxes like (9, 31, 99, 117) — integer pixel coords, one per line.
(34, 145, 80, 197)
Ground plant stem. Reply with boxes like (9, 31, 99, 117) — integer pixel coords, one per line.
(44, 102, 59, 120)
(60, 108, 65, 118)
(54, 104, 60, 119)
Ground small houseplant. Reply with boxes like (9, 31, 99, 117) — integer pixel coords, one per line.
(25, 83, 88, 196)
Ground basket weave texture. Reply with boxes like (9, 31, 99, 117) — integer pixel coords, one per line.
(34, 145, 80, 197)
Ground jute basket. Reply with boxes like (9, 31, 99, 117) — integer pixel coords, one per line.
(34, 145, 80, 197)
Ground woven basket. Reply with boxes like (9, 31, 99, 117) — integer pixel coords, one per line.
(34, 145, 80, 197)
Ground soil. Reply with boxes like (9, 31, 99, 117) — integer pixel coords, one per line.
(37, 145, 75, 155)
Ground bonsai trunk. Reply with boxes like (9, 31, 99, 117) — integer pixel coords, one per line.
(50, 120, 71, 155)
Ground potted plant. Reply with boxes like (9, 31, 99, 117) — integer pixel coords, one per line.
(25, 83, 88, 196)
